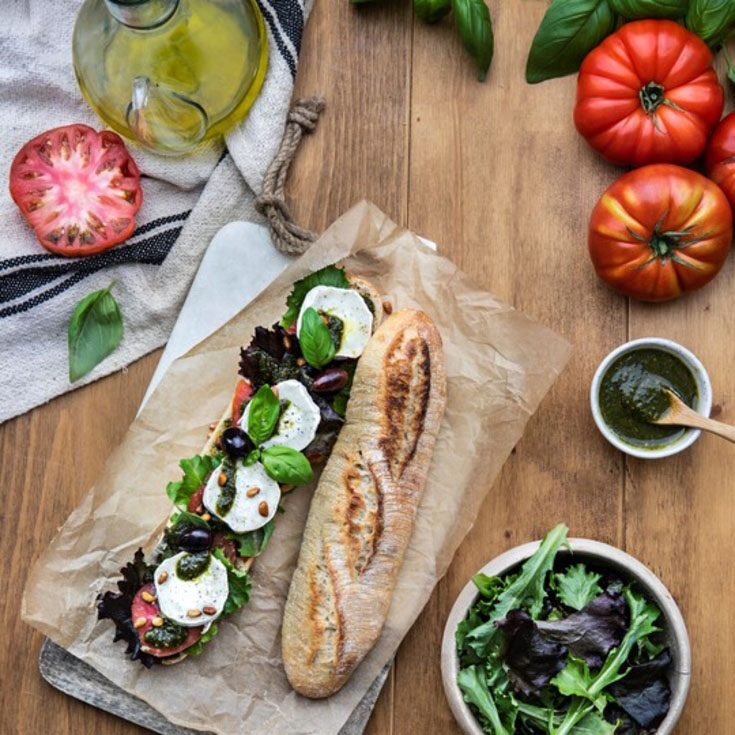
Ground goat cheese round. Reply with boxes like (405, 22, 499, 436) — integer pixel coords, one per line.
(296, 285, 373, 359)
(154, 551, 228, 627)
(240, 379, 321, 451)
(202, 459, 280, 533)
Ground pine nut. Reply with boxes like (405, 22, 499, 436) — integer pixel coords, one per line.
(283, 335, 292, 351)
(187, 609, 202, 618)
(133, 617, 147, 629)
(218, 471, 227, 486)
(258, 501, 269, 517)
(209, 422, 216, 430)
(201, 512, 211, 522)
(157, 571, 168, 584)
(203, 605, 217, 615)
(246, 487, 260, 498)
(271, 386, 279, 398)
(382, 300, 393, 315)
(296, 357, 306, 366)
(141, 590, 156, 603)
(151, 616, 164, 627)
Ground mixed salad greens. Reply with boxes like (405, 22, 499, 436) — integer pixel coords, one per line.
(456, 525, 672, 735)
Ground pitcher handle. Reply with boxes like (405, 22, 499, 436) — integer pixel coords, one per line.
(127, 76, 208, 154)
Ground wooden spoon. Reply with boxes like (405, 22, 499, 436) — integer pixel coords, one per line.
(652, 389, 735, 443)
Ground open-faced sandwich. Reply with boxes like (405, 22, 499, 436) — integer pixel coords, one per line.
(97, 264, 384, 666)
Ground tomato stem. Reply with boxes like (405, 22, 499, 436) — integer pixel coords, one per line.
(639, 82, 666, 115)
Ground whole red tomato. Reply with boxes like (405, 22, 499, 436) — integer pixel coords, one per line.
(706, 112, 735, 211)
(575, 20, 724, 167)
(589, 164, 733, 302)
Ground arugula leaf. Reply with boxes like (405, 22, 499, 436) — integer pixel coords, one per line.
(185, 623, 219, 657)
(464, 524, 568, 656)
(609, 0, 687, 18)
(68, 282, 124, 382)
(686, 0, 735, 46)
(166, 454, 221, 511)
(457, 665, 514, 735)
(299, 308, 337, 369)
(247, 385, 281, 446)
(227, 518, 276, 558)
(280, 265, 350, 327)
(212, 548, 252, 616)
(526, 0, 617, 84)
(262, 446, 315, 485)
(553, 564, 603, 611)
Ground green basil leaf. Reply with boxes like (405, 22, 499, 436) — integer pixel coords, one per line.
(452, 0, 494, 81)
(686, 0, 735, 46)
(281, 264, 350, 328)
(299, 308, 337, 369)
(226, 518, 276, 558)
(244, 449, 261, 466)
(262, 446, 315, 485)
(246, 385, 280, 446)
(526, 0, 616, 84)
(415, 0, 451, 23)
(609, 0, 687, 19)
(68, 282, 124, 382)
(169, 511, 211, 530)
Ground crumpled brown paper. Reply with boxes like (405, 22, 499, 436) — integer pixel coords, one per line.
(22, 201, 571, 735)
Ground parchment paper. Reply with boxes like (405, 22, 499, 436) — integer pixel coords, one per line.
(22, 201, 572, 735)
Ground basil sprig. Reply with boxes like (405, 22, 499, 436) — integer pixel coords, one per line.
(415, 0, 451, 24)
(68, 282, 124, 382)
(246, 384, 281, 446)
(262, 446, 315, 485)
(299, 307, 337, 369)
(452, 0, 494, 81)
(526, 0, 616, 84)
(609, 0, 687, 19)
(686, 0, 735, 47)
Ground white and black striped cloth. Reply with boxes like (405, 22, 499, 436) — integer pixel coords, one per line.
(0, 0, 313, 423)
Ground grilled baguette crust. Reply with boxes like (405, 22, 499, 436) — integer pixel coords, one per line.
(281, 309, 446, 698)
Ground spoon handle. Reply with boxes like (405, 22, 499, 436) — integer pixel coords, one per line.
(674, 408, 735, 443)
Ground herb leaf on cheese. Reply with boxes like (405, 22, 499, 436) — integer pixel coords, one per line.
(280, 264, 350, 328)
(166, 454, 221, 511)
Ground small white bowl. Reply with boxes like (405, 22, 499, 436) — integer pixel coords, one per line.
(590, 337, 712, 459)
(441, 538, 691, 735)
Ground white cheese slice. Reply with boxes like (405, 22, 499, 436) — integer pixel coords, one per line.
(154, 551, 228, 628)
(202, 459, 280, 533)
(239, 379, 321, 451)
(296, 285, 373, 359)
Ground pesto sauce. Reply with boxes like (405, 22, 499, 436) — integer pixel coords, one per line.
(144, 618, 188, 649)
(599, 348, 698, 449)
(215, 457, 237, 517)
(176, 551, 211, 580)
(319, 311, 344, 351)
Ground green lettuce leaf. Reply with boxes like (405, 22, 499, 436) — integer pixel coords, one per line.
(185, 623, 219, 657)
(457, 665, 514, 735)
(166, 454, 221, 511)
(553, 564, 603, 611)
(212, 548, 252, 616)
(226, 518, 276, 558)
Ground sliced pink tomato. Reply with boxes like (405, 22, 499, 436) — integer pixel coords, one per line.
(230, 378, 254, 426)
(9, 124, 142, 256)
(131, 582, 202, 658)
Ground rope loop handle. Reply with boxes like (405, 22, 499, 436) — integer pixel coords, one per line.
(255, 95, 326, 255)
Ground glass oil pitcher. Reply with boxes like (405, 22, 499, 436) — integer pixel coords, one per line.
(73, 0, 268, 155)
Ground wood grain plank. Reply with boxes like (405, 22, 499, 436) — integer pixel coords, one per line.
(1, 351, 161, 735)
(395, 1, 627, 732)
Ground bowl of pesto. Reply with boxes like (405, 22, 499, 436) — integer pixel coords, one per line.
(590, 338, 712, 459)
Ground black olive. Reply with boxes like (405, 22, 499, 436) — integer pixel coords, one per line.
(177, 528, 212, 552)
(221, 426, 252, 458)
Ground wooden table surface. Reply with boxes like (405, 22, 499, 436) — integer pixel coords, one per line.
(3, 1, 735, 733)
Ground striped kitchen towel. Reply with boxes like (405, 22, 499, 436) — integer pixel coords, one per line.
(0, 0, 314, 424)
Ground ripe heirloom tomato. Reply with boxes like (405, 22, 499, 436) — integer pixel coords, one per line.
(575, 20, 724, 167)
(9, 124, 142, 256)
(589, 164, 733, 302)
(706, 112, 735, 211)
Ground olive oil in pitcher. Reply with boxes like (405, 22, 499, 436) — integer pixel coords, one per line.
(73, 0, 268, 155)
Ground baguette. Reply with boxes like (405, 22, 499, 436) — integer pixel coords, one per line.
(281, 308, 446, 697)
